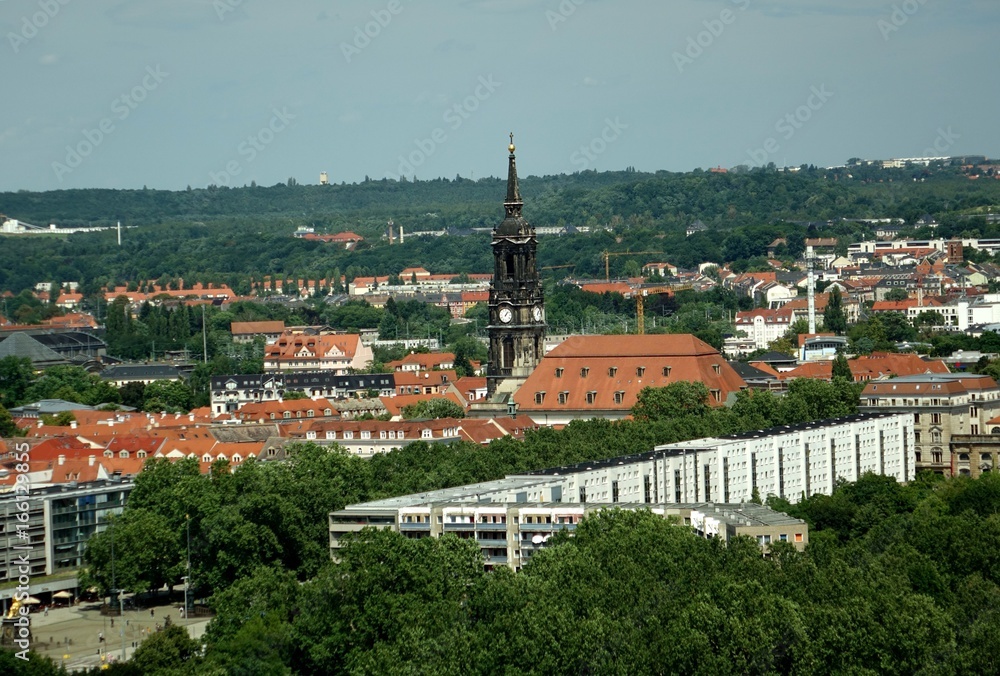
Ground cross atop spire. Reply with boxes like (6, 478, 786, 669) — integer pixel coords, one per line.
(504, 132, 522, 217)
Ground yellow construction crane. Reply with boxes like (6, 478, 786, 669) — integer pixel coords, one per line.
(601, 250, 663, 282)
(635, 285, 692, 334)
(540, 264, 575, 271)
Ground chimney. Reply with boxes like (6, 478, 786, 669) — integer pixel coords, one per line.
(189, 413, 195, 422)
(58, 455, 65, 465)
(70, 421, 77, 429)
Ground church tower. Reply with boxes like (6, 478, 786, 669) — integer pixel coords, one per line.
(487, 135, 545, 399)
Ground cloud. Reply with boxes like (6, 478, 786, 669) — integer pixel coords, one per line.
(39, 54, 60, 65)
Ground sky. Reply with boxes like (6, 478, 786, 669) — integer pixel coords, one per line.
(0, 0, 996, 192)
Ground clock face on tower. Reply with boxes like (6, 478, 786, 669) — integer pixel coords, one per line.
(499, 307, 513, 324)
(532, 306, 542, 322)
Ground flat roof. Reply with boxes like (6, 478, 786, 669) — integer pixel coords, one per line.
(332, 501, 805, 529)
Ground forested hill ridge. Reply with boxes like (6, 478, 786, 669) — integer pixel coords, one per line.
(2, 164, 1000, 295)
(4, 163, 1000, 232)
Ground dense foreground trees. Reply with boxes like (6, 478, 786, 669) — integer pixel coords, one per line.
(5, 377, 1000, 673)
(25, 473, 1000, 674)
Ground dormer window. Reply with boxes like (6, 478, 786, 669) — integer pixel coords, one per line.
(558, 391, 569, 404)
(608, 367, 618, 377)
(555, 368, 564, 378)
(586, 391, 597, 404)
(580, 367, 590, 378)
(636, 367, 645, 377)
(712, 364, 721, 375)
(535, 391, 546, 405)
(119, 450, 129, 458)
(613, 391, 626, 405)
(662, 366, 671, 377)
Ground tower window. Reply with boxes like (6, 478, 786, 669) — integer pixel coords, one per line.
(534, 392, 546, 405)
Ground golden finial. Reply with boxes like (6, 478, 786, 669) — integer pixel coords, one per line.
(508, 132, 515, 153)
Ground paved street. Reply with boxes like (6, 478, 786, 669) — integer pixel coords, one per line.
(17, 600, 209, 672)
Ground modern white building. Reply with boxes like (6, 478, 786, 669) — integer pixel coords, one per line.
(330, 412, 912, 569)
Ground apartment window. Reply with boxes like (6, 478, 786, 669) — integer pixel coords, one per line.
(580, 367, 590, 378)
(555, 368, 564, 378)
(636, 367, 645, 377)
(613, 391, 626, 405)
(534, 391, 546, 405)
(914, 413, 920, 424)
(932, 451, 943, 464)
(361, 431, 371, 440)
(779, 534, 788, 542)
(794, 533, 803, 543)
(662, 366, 671, 377)
(608, 366, 618, 377)
(932, 431, 941, 443)
(343, 431, 353, 440)
(914, 431, 921, 443)
(971, 406, 979, 417)
(421, 429, 432, 439)
(931, 413, 941, 425)
(586, 391, 597, 405)
(558, 391, 569, 405)
(971, 424, 980, 435)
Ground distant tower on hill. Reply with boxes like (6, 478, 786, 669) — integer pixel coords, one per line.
(319, 171, 329, 185)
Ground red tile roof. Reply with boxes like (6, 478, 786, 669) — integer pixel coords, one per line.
(514, 335, 746, 414)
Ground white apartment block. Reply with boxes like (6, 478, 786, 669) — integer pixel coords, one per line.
(330, 412, 912, 570)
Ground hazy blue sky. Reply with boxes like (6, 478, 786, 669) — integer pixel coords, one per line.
(0, 0, 995, 192)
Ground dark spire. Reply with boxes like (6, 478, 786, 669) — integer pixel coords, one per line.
(504, 132, 522, 217)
